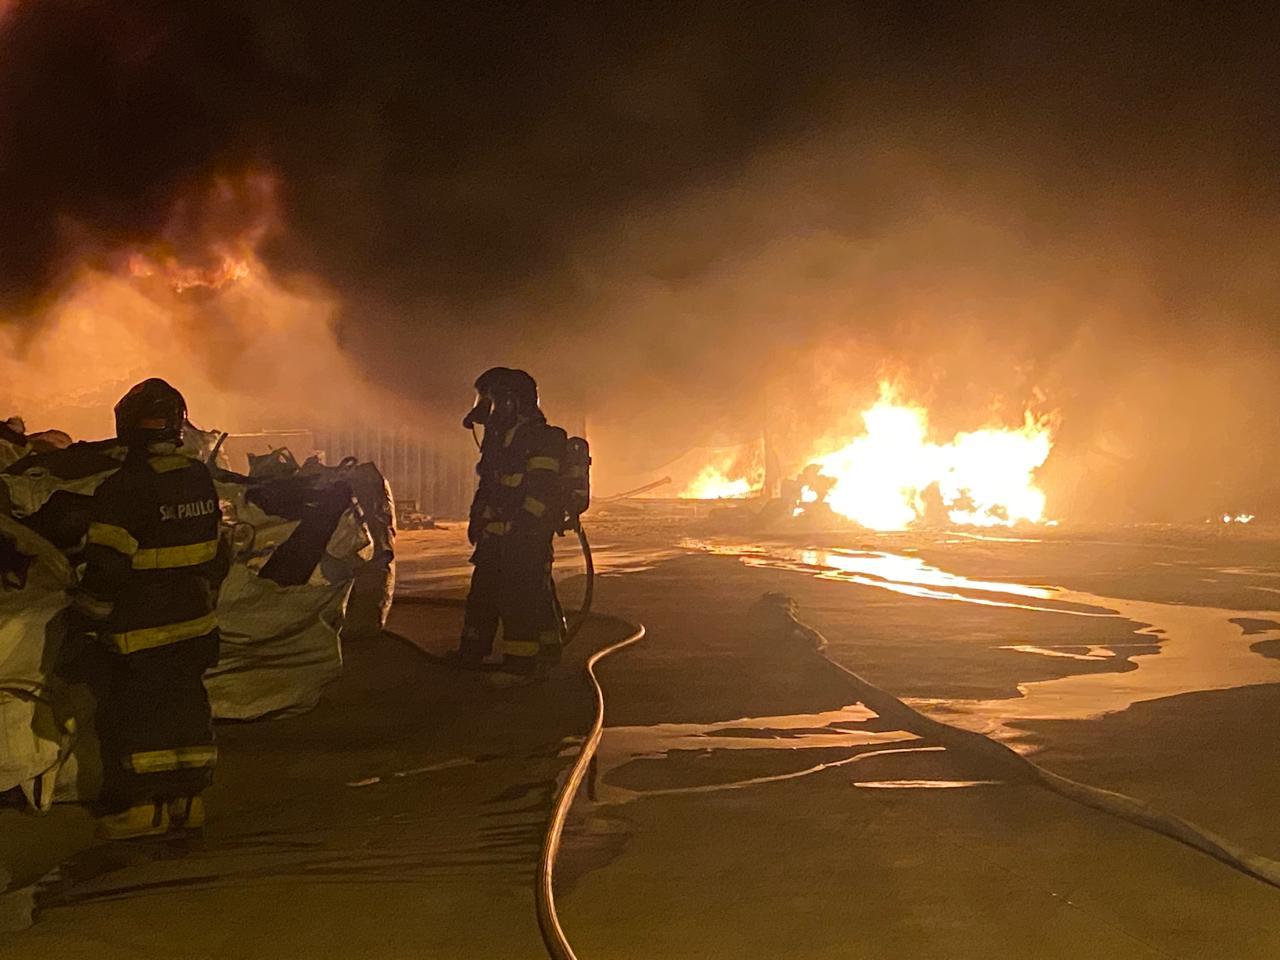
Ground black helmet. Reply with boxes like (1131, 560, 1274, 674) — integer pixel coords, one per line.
(463, 367, 540, 428)
(114, 378, 187, 445)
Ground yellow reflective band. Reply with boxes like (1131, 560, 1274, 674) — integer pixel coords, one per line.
(86, 522, 139, 557)
(522, 496, 546, 517)
(132, 539, 218, 570)
(484, 521, 510, 536)
(526, 456, 561, 472)
(565, 466, 585, 478)
(109, 612, 218, 655)
(149, 454, 195, 474)
(500, 473, 524, 487)
(500, 639, 540, 658)
(538, 629, 562, 645)
(503, 426, 518, 447)
(124, 745, 218, 774)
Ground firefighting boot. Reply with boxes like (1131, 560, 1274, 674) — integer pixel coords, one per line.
(484, 660, 549, 689)
(97, 800, 170, 840)
(168, 795, 206, 832)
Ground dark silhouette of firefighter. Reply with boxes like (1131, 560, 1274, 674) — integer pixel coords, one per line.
(73, 379, 228, 839)
(456, 368, 569, 683)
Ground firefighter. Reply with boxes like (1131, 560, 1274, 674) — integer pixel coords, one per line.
(73, 378, 228, 839)
(455, 368, 567, 684)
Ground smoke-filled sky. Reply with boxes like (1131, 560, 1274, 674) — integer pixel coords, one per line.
(2, 2, 1280, 519)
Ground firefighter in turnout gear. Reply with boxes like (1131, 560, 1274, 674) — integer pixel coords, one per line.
(75, 379, 228, 839)
(457, 368, 568, 683)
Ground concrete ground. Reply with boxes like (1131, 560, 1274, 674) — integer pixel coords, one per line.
(4, 517, 1280, 957)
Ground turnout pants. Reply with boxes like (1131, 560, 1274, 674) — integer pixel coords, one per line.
(461, 539, 565, 674)
(96, 632, 219, 813)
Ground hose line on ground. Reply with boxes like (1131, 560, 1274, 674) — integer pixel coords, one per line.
(563, 525, 594, 646)
(389, 520, 594, 648)
(536, 618, 646, 960)
(770, 598, 1280, 890)
(388, 595, 645, 958)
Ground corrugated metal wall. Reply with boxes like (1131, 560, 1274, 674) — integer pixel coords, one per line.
(312, 426, 476, 519)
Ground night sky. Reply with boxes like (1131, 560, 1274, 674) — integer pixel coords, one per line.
(3, 2, 1280, 516)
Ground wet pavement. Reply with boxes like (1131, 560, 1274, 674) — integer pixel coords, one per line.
(556, 521, 1280, 958)
(3, 519, 1280, 957)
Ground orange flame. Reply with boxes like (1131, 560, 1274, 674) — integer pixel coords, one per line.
(682, 465, 757, 500)
(678, 382, 1056, 526)
(810, 383, 1055, 530)
(0, 170, 404, 438)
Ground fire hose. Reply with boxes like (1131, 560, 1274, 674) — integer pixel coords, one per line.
(767, 594, 1280, 890)
(389, 520, 630, 960)
(536, 617, 646, 960)
(389, 584, 643, 960)
(563, 524, 594, 645)
(400, 521, 596, 665)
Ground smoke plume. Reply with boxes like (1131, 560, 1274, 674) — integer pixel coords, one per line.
(3, 2, 1280, 519)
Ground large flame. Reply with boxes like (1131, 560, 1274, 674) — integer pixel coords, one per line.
(810, 383, 1054, 530)
(0, 171, 408, 438)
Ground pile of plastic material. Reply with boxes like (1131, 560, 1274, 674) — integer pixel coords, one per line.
(0, 423, 395, 808)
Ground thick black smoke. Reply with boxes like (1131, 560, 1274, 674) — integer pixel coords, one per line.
(4, 2, 1280, 518)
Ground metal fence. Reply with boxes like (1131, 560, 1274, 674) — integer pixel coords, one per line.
(312, 426, 476, 520)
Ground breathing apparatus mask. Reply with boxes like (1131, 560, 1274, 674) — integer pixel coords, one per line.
(462, 368, 539, 435)
(461, 393, 497, 429)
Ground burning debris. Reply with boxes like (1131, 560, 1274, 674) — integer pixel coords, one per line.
(679, 444, 766, 500)
(807, 383, 1054, 530)
(683, 381, 1057, 532)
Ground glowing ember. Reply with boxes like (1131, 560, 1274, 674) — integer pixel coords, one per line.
(809, 383, 1054, 530)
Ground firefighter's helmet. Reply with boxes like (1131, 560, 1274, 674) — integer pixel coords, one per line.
(114, 378, 187, 444)
(464, 367, 540, 428)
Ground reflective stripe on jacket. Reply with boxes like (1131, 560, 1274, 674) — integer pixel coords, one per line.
(469, 417, 568, 543)
(80, 446, 226, 653)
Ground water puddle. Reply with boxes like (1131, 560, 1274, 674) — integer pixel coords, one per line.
(396, 529, 682, 589)
(948, 531, 1045, 544)
(1002, 644, 1117, 662)
(592, 707, 935, 805)
(593, 539, 1280, 806)
(686, 540, 1280, 743)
